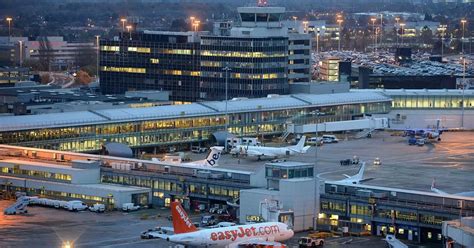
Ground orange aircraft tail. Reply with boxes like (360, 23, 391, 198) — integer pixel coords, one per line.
(170, 201, 198, 234)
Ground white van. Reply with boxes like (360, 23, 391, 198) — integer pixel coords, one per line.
(322, 135, 339, 143)
(65, 200, 88, 211)
(122, 203, 140, 212)
(307, 137, 323, 146)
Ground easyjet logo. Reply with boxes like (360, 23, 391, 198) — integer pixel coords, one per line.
(206, 151, 220, 166)
(210, 225, 280, 242)
(176, 205, 193, 228)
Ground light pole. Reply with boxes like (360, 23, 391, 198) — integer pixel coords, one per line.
(18, 40, 22, 67)
(461, 19, 467, 54)
(126, 25, 132, 40)
(371, 17, 377, 51)
(292, 16, 297, 28)
(6, 17, 12, 41)
(316, 28, 320, 53)
(337, 19, 343, 51)
(120, 18, 127, 32)
(312, 110, 324, 231)
(95, 35, 100, 79)
(193, 20, 200, 32)
(440, 25, 447, 58)
(190, 16, 195, 31)
(400, 23, 406, 44)
(395, 17, 400, 45)
(303, 21, 309, 33)
(380, 13, 383, 44)
(223, 65, 231, 152)
(460, 57, 467, 128)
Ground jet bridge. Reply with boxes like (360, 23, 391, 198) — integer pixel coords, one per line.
(286, 117, 389, 135)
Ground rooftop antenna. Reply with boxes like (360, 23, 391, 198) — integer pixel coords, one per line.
(257, 0, 268, 7)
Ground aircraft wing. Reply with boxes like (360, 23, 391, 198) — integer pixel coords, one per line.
(455, 191, 474, 197)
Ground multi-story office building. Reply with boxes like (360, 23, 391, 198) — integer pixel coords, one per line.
(320, 57, 340, 81)
(100, 31, 201, 101)
(0, 67, 31, 86)
(100, 5, 315, 101)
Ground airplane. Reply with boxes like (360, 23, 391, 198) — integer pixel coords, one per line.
(395, 119, 444, 141)
(431, 178, 474, 197)
(161, 201, 294, 248)
(152, 146, 224, 167)
(231, 136, 311, 160)
(330, 162, 372, 185)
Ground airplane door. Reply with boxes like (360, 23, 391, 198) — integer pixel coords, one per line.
(408, 230, 413, 241)
(286, 150, 290, 156)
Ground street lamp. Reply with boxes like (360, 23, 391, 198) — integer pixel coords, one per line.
(190, 16, 195, 31)
(395, 17, 400, 45)
(126, 25, 132, 40)
(337, 19, 343, 51)
(120, 18, 127, 32)
(95, 35, 100, 78)
(461, 19, 467, 54)
(440, 25, 447, 58)
(193, 20, 200, 32)
(303, 21, 309, 33)
(222, 65, 231, 152)
(292, 16, 297, 27)
(371, 17, 377, 51)
(379, 13, 383, 43)
(400, 23, 406, 44)
(6, 17, 12, 41)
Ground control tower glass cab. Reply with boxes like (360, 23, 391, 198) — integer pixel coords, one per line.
(237, 6, 285, 28)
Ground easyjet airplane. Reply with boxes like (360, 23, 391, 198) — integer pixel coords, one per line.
(162, 201, 294, 247)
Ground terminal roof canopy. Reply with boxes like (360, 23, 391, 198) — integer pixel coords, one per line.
(0, 92, 391, 132)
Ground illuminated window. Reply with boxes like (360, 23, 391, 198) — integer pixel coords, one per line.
(398, 228, 404, 235)
(100, 46, 120, 52)
(160, 49, 192, 55)
(150, 58, 160, 64)
(190, 71, 200, 76)
(101, 66, 146, 74)
(128, 47, 151, 53)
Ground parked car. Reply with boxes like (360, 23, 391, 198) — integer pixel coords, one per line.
(89, 203, 106, 213)
(65, 200, 88, 211)
(322, 135, 339, 143)
(307, 137, 324, 146)
(201, 215, 218, 227)
(299, 237, 324, 247)
(122, 203, 140, 212)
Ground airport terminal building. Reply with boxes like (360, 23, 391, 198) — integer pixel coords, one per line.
(318, 181, 474, 244)
(0, 91, 391, 154)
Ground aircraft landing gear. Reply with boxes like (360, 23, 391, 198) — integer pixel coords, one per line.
(438, 138, 441, 141)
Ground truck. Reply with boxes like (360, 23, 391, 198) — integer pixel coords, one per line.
(122, 203, 140, 212)
(298, 237, 325, 247)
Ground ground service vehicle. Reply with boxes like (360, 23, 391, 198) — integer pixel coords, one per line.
(201, 215, 218, 226)
(122, 203, 140, 212)
(89, 203, 105, 213)
(322, 135, 339, 143)
(299, 237, 324, 247)
(65, 200, 88, 211)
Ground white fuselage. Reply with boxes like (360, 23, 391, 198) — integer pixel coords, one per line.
(239, 146, 296, 157)
(168, 222, 293, 247)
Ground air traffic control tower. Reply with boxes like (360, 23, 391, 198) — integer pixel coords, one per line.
(231, 4, 287, 37)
